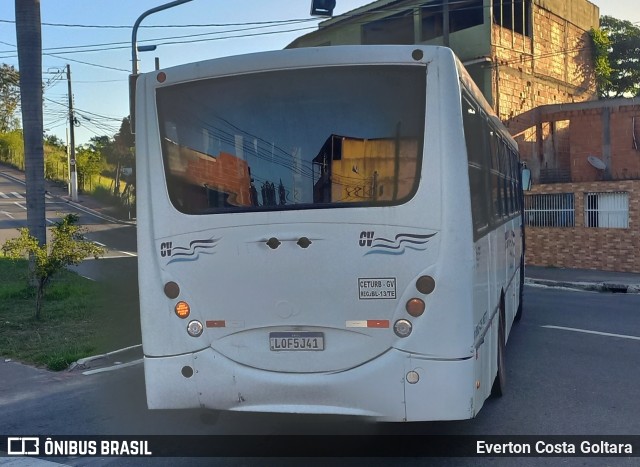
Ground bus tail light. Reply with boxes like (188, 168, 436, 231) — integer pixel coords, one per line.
(406, 298, 425, 317)
(187, 320, 203, 337)
(393, 319, 412, 338)
(164, 281, 180, 299)
(175, 301, 190, 319)
(416, 275, 436, 294)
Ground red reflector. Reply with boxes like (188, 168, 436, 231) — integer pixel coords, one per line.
(206, 320, 225, 328)
(367, 320, 390, 328)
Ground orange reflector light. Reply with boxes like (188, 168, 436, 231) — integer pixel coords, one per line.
(157, 71, 167, 83)
(174, 301, 190, 319)
(406, 298, 425, 317)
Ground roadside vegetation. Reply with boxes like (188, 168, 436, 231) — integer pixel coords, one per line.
(2, 214, 105, 318)
(0, 123, 136, 219)
(0, 258, 119, 370)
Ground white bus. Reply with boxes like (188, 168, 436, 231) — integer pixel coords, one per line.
(135, 45, 524, 422)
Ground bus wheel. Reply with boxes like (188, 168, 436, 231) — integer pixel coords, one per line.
(491, 300, 506, 398)
(515, 255, 524, 322)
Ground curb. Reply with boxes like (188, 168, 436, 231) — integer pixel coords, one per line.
(525, 278, 640, 294)
(55, 195, 136, 226)
(69, 344, 143, 373)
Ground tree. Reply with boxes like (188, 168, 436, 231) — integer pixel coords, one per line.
(2, 214, 105, 319)
(594, 16, 640, 98)
(76, 146, 104, 190)
(113, 117, 135, 196)
(589, 27, 612, 99)
(0, 63, 20, 133)
(0, 129, 24, 167)
(44, 134, 65, 149)
(44, 134, 67, 181)
(15, 0, 47, 248)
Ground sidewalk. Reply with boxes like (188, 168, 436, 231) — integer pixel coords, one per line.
(0, 164, 134, 225)
(526, 265, 640, 294)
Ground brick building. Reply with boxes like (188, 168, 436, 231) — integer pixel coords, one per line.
(524, 98, 640, 273)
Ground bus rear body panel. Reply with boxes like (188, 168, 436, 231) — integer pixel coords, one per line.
(144, 348, 476, 422)
(135, 45, 521, 422)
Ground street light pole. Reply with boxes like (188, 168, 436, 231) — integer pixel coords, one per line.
(130, 0, 194, 132)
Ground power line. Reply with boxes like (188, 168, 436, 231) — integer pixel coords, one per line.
(45, 53, 129, 73)
(0, 17, 319, 29)
(0, 24, 319, 59)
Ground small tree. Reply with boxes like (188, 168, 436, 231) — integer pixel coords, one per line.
(2, 213, 105, 319)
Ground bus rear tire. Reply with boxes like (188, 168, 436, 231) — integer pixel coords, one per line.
(491, 301, 506, 398)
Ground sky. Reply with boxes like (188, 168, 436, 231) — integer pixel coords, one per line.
(0, 0, 638, 146)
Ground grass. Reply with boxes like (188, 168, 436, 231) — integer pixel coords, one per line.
(0, 258, 139, 371)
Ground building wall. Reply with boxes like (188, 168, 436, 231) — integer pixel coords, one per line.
(529, 100, 640, 182)
(610, 107, 640, 179)
(525, 180, 640, 273)
(497, 1, 598, 173)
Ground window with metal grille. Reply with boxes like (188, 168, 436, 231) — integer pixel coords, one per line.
(585, 192, 629, 228)
(524, 193, 575, 227)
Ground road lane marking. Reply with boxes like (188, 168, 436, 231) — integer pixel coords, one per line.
(119, 251, 137, 257)
(1, 210, 14, 219)
(542, 325, 640, 341)
(14, 202, 26, 210)
(11, 192, 23, 198)
(0, 192, 9, 198)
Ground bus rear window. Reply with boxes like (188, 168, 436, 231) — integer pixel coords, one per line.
(156, 65, 425, 214)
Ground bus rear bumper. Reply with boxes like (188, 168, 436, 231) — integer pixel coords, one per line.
(143, 348, 476, 422)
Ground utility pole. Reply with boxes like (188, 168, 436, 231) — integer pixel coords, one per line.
(15, 0, 46, 247)
(66, 64, 78, 202)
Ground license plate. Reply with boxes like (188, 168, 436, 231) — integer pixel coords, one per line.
(269, 332, 324, 351)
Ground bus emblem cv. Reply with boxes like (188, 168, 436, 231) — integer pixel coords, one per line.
(159, 238, 219, 264)
(360, 232, 436, 256)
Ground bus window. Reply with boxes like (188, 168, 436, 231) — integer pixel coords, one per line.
(462, 95, 490, 235)
(156, 65, 426, 214)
